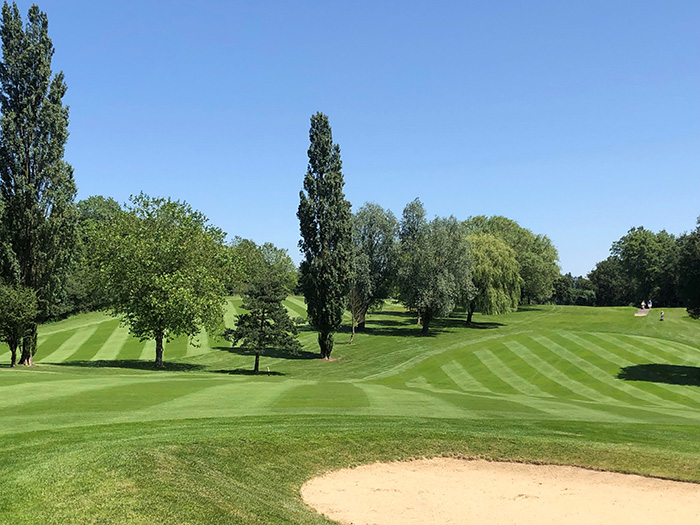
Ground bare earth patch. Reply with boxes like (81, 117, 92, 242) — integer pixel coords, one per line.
(301, 458, 700, 524)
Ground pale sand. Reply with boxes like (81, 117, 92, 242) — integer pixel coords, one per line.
(301, 458, 700, 524)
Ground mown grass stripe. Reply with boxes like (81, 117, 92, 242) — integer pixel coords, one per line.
(37, 325, 99, 363)
(503, 340, 606, 402)
(627, 336, 700, 363)
(535, 335, 669, 407)
(35, 330, 75, 362)
(92, 325, 130, 361)
(139, 340, 156, 361)
(65, 321, 120, 361)
(474, 349, 552, 397)
(187, 331, 211, 357)
(558, 332, 693, 409)
(581, 333, 700, 406)
(440, 360, 490, 392)
(590, 333, 677, 364)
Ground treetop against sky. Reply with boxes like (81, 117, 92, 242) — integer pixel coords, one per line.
(13, 0, 700, 276)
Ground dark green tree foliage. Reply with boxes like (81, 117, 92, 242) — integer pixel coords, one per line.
(0, 3, 77, 364)
(51, 196, 123, 319)
(677, 218, 700, 319)
(467, 233, 520, 323)
(551, 273, 596, 306)
(0, 283, 37, 366)
(227, 271, 301, 374)
(349, 202, 398, 332)
(297, 113, 352, 359)
(90, 194, 227, 368)
(611, 227, 680, 306)
(398, 199, 473, 335)
(587, 256, 633, 306)
(464, 216, 559, 304)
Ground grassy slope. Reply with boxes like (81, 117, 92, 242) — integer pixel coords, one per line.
(1, 301, 699, 523)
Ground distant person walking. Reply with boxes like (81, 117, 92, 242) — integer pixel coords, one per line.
(641, 301, 646, 309)
(648, 299, 653, 309)
(660, 311, 664, 321)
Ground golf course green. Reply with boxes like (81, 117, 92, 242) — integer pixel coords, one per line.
(1, 300, 699, 524)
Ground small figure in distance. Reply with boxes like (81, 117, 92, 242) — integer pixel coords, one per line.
(641, 300, 646, 309)
(648, 299, 653, 309)
(660, 311, 664, 321)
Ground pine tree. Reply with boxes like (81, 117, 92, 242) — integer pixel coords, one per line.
(228, 273, 301, 373)
(0, 3, 77, 365)
(297, 112, 352, 359)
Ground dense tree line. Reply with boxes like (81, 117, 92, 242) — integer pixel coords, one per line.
(580, 221, 700, 316)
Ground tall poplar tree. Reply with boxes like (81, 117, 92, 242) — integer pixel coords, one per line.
(0, 3, 77, 365)
(297, 112, 352, 359)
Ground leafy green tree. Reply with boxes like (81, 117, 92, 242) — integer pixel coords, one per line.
(297, 112, 352, 359)
(612, 227, 680, 306)
(226, 271, 301, 374)
(0, 283, 37, 367)
(227, 238, 297, 295)
(678, 218, 700, 319)
(90, 194, 227, 368)
(466, 233, 520, 323)
(464, 216, 559, 304)
(398, 200, 473, 334)
(588, 256, 633, 306)
(0, 3, 77, 364)
(349, 202, 398, 333)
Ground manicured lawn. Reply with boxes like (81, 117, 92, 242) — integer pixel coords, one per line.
(1, 301, 699, 523)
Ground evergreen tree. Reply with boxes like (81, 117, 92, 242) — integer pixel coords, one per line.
(0, 3, 77, 365)
(297, 112, 352, 359)
(227, 272, 301, 373)
(678, 218, 700, 319)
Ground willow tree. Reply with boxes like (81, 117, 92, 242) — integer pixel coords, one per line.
(0, 3, 77, 365)
(466, 233, 520, 324)
(297, 112, 352, 359)
(349, 202, 398, 335)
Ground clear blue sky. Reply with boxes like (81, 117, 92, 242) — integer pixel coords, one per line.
(14, 0, 700, 276)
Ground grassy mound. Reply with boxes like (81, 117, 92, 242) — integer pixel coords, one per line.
(1, 301, 699, 523)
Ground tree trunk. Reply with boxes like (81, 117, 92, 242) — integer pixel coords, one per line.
(154, 330, 164, 368)
(9, 342, 17, 367)
(349, 323, 355, 344)
(19, 325, 36, 366)
(421, 314, 431, 335)
(254, 352, 260, 374)
(467, 303, 475, 325)
(318, 331, 334, 359)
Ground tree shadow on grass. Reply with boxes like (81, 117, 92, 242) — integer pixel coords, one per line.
(52, 360, 205, 372)
(617, 364, 700, 387)
(465, 321, 505, 330)
(211, 369, 286, 376)
(214, 346, 319, 360)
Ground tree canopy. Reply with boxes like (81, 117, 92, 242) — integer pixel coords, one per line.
(297, 112, 352, 359)
(349, 202, 398, 333)
(0, 283, 37, 367)
(398, 199, 473, 334)
(467, 233, 520, 323)
(464, 215, 559, 304)
(89, 193, 227, 368)
(677, 218, 700, 319)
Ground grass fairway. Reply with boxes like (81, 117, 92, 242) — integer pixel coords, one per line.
(1, 301, 700, 523)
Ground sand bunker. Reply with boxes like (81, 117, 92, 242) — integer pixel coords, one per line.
(301, 458, 700, 524)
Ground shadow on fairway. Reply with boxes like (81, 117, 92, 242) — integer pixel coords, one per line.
(215, 346, 319, 360)
(465, 321, 505, 330)
(212, 369, 286, 376)
(53, 360, 205, 372)
(617, 364, 700, 387)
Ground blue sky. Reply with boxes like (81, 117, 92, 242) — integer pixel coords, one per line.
(13, 0, 700, 276)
